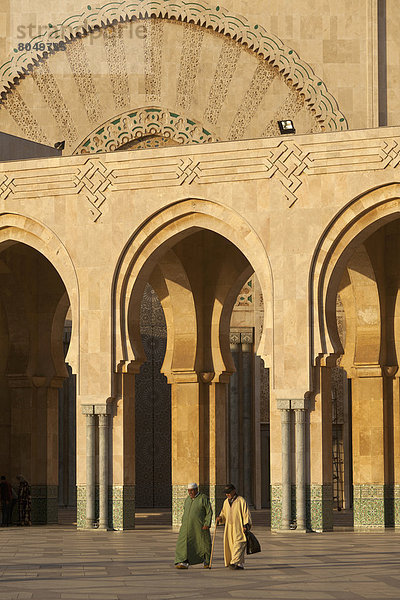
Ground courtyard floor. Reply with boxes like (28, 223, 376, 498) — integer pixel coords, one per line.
(1, 520, 400, 600)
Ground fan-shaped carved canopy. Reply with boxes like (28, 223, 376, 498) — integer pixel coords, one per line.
(0, 1, 348, 153)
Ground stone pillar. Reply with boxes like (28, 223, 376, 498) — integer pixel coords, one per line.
(98, 411, 110, 530)
(9, 375, 63, 524)
(83, 406, 96, 529)
(207, 376, 229, 520)
(278, 401, 291, 530)
(309, 365, 333, 531)
(392, 371, 400, 526)
(352, 366, 385, 528)
(110, 372, 136, 530)
(170, 372, 202, 529)
(229, 340, 240, 491)
(242, 342, 253, 504)
(294, 406, 306, 531)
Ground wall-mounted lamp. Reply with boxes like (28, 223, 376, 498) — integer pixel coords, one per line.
(277, 120, 296, 134)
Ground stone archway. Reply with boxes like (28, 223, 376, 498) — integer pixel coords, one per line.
(0, 215, 79, 525)
(0, 241, 72, 523)
(310, 184, 400, 529)
(111, 198, 272, 527)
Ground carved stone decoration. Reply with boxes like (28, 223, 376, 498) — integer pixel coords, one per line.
(103, 25, 130, 111)
(74, 107, 218, 154)
(176, 23, 205, 112)
(65, 37, 102, 125)
(75, 158, 116, 221)
(32, 61, 79, 144)
(228, 62, 276, 141)
(203, 37, 241, 126)
(0, 0, 348, 132)
(144, 19, 164, 104)
(235, 278, 254, 306)
(0, 91, 49, 144)
(0, 173, 14, 201)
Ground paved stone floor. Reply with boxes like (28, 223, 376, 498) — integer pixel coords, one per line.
(1, 525, 400, 600)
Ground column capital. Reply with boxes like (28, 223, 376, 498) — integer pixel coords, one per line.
(276, 398, 309, 411)
(165, 370, 198, 384)
(291, 398, 309, 411)
(276, 399, 291, 410)
(81, 404, 95, 415)
(7, 374, 33, 388)
(353, 364, 382, 378)
(94, 401, 113, 415)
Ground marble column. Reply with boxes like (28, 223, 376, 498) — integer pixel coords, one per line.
(295, 408, 306, 531)
(85, 411, 96, 529)
(280, 405, 291, 530)
(98, 412, 110, 530)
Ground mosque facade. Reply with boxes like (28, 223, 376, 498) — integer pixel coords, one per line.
(0, 0, 399, 531)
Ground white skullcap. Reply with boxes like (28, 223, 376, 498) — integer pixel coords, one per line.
(187, 482, 198, 489)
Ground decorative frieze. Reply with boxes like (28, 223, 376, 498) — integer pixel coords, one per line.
(74, 107, 217, 155)
(2, 132, 400, 221)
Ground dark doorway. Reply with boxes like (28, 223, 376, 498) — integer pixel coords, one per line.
(135, 284, 171, 508)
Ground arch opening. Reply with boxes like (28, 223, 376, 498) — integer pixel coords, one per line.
(0, 240, 77, 525)
(118, 220, 270, 523)
(314, 198, 400, 530)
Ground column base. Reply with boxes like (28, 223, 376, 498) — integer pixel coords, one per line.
(172, 485, 188, 530)
(77, 485, 135, 530)
(31, 485, 58, 524)
(270, 484, 296, 530)
(353, 484, 398, 528)
(109, 485, 135, 530)
(309, 484, 333, 532)
(271, 484, 333, 531)
(77, 485, 98, 529)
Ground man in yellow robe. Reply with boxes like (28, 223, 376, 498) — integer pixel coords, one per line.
(216, 484, 252, 570)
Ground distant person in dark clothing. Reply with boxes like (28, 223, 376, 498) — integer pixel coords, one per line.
(0, 475, 12, 526)
(16, 475, 31, 526)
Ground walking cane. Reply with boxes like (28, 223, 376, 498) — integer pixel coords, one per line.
(209, 521, 218, 569)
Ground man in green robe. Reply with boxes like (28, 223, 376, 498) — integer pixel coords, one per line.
(175, 483, 212, 569)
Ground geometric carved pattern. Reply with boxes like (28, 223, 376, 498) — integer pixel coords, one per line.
(65, 38, 102, 125)
(75, 158, 116, 222)
(0, 90, 49, 145)
(3, 132, 400, 222)
(144, 19, 164, 104)
(0, 173, 14, 201)
(74, 107, 218, 154)
(235, 278, 254, 307)
(176, 23, 205, 112)
(267, 142, 309, 207)
(0, 0, 348, 132)
(103, 25, 130, 111)
(228, 62, 276, 141)
(203, 38, 241, 126)
(32, 62, 79, 144)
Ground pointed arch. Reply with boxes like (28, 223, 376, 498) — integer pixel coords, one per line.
(0, 214, 80, 374)
(112, 198, 274, 377)
(310, 183, 400, 364)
